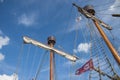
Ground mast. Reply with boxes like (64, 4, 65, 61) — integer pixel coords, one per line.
(23, 36, 78, 80)
(73, 3, 120, 65)
(92, 20, 120, 65)
(47, 36, 56, 80)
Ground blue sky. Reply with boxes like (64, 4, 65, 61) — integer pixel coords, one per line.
(0, 0, 120, 80)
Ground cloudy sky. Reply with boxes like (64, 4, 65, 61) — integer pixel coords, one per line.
(0, 0, 120, 80)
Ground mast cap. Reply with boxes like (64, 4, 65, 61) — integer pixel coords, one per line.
(83, 5, 95, 16)
(47, 36, 56, 45)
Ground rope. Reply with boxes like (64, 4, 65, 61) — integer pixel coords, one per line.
(89, 22, 102, 79)
(89, 21, 94, 80)
(15, 43, 24, 78)
(28, 47, 38, 79)
(73, 19, 79, 54)
(79, 18, 87, 42)
(58, 5, 74, 45)
(99, 40, 119, 76)
(34, 50, 48, 80)
(98, 40, 115, 76)
(87, 20, 119, 80)
(58, 5, 79, 80)
(21, 44, 31, 80)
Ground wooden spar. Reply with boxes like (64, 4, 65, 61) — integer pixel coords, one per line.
(112, 14, 120, 17)
(92, 20, 120, 65)
(73, 3, 120, 65)
(23, 36, 78, 62)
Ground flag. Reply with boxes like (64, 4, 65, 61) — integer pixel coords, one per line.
(75, 59, 94, 75)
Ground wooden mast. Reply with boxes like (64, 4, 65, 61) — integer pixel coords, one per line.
(92, 20, 120, 64)
(73, 3, 120, 65)
(47, 36, 56, 80)
(23, 36, 78, 79)
(50, 48, 54, 80)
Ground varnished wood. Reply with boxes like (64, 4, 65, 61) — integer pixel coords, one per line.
(49, 43, 54, 80)
(93, 20, 120, 65)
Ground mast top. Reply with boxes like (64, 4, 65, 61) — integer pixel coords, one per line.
(72, 3, 112, 30)
(83, 5, 95, 16)
(47, 36, 56, 45)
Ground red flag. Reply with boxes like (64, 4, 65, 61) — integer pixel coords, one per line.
(75, 59, 94, 75)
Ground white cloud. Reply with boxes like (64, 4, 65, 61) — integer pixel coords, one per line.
(0, 36, 10, 49)
(0, 0, 4, 3)
(102, 0, 120, 19)
(76, 58, 87, 64)
(67, 16, 82, 32)
(64, 61, 75, 66)
(75, 16, 82, 22)
(74, 43, 91, 53)
(67, 16, 87, 33)
(107, 0, 120, 37)
(0, 62, 16, 74)
(18, 13, 37, 27)
(64, 58, 87, 66)
(0, 30, 3, 35)
(109, 0, 120, 11)
(68, 22, 81, 32)
(41, 67, 49, 72)
(0, 53, 5, 61)
(0, 73, 18, 80)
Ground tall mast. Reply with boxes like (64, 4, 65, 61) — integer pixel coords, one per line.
(47, 36, 56, 80)
(73, 3, 120, 65)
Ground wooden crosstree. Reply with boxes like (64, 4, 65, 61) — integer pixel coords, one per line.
(23, 36, 78, 80)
